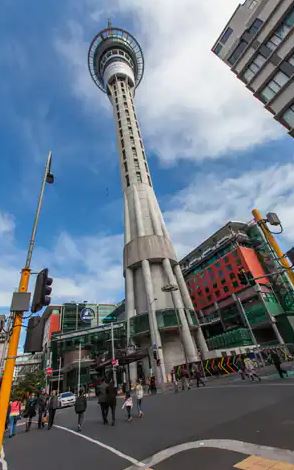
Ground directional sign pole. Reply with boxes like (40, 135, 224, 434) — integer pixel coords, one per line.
(111, 323, 117, 388)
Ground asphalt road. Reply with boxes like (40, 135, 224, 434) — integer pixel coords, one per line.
(3, 380, 294, 470)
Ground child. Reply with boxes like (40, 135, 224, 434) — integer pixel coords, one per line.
(122, 391, 133, 422)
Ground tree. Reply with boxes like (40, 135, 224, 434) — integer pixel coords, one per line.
(12, 370, 46, 400)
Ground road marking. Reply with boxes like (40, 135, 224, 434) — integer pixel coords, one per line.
(234, 455, 294, 469)
(54, 424, 146, 467)
(123, 439, 294, 469)
(0, 447, 8, 470)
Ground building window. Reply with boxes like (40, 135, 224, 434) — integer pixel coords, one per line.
(126, 109, 130, 116)
(142, 150, 146, 160)
(134, 159, 140, 170)
(287, 54, 294, 67)
(124, 162, 128, 173)
(144, 162, 148, 172)
(223, 286, 229, 293)
(132, 146, 137, 156)
(213, 282, 217, 289)
(229, 272, 236, 280)
(119, 129, 123, 138)
(213, 43, 222, 56)
(118, 120, 122, 129)
(147, 175, 152, 186)
(266, 8, 294, 51)
(123, 94, 126, 99)
(207, 295, 212, 302)
(127, 118, 131, 124)
(117, 112, 120, 119)
(136, 172, 142, 183)
(218, 270, 224, 278)
(226, 265, 233, 271)
(220, 27, 233, 45)
(260, 70, 289, 102)
(282, 104, 294, 128)
(232, 281, 239, 288)
(121, 138, 124, 148)
(125, 175, 130, 187)
(130, 136, 134, 143)
(228, 40, 248, 65)
(140, 140, 144, 149)
(221, 279, 226, 285)
(215, 290, 221, 297)
(205, 287, 210, 293)
(124, 101, 128, 107)
(122, 149, 126, 160)
(248, 18, 263, 34)
(224, 256, 229, 263)
(243, 53, 267, 82)
(128, 126, 132, 132)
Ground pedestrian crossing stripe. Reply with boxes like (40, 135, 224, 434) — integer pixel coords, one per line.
(234, 455, 294, 469)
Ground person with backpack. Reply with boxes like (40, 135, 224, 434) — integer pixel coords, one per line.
(75, 389, 87, 432)
(36, 392, 46, 429)
(106, 379, 117, 426)
(24, 393, 37, 432)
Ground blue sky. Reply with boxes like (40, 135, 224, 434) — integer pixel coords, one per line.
(0, 0, 293, 313)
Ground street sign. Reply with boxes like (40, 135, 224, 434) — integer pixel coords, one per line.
(80, 307, 95, 322)
(45, 367, 53, 376)
(111, 359, 119, 366)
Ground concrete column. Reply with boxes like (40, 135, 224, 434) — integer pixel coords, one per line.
(174, 263, 209, 354)
(141, 259, 167, 383)
(162, 258, 198, 363)
(133, 186, 144, 237)
(255, 286, 284, 345)
(124, 194, 131, 244)
(148, 191, 163, 236)
(125, 268, 135, 320)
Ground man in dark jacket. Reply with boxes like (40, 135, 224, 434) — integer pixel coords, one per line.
(48, 391, 58, 430)
(96, 378, 109, 424)
(75, 389, 87, 432)
(106, 379, 117, 426)
(271, 350, 288, 378)
(36, 392, 46, 429)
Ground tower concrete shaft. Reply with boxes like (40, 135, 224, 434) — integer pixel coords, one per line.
(88, 27, 206, 381)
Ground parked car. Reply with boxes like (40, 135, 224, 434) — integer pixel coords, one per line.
(58, 392, 76, 408)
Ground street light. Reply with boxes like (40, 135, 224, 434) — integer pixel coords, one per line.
(0, 151, 55, 449)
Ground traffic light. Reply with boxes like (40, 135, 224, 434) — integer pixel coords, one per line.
(238, 270, 248, 286)
(31, 268, 53, 313)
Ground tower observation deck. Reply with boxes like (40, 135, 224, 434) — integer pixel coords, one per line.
(88, 26, 207, 382)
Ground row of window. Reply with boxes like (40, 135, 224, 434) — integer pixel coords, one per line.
(228, 18, 263, 65)
(100, 48, 134, 71)
(283, 103, 294, 128)
(260, 61, 293, 103)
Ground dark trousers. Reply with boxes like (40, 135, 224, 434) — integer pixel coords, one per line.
(100, 403, 109, 424)
(77, 412, 84, 427)
(48, 409, 56, 429)
(38, 411, 44, 429)
(275, 363, 287, 378)
(196, 377, 205, 387)
(126, 406, 131, 419)
(108, 404, 116, 424)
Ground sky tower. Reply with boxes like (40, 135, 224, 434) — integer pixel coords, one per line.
(88, 25, 207, 381)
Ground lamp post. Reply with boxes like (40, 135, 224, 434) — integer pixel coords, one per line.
(0, 151, 54, 450)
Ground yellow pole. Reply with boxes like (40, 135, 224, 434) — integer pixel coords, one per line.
(0, 268, 30, 447)
(252, 208, 294, 287)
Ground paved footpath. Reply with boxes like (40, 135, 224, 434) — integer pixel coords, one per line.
(2, 379, 294, 470)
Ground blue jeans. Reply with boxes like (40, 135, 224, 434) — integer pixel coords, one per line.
(9, 416, 16, 437)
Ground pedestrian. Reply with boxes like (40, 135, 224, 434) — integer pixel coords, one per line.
(47, 390, 58, 430)
(36, 392, 46, 429)
(122, 391, 133, 422)
(135, 379, 144, 417)
(106, 379, 117, 426)
(148, 376, 157, 394)
(24, 393, 37, 432)
(180, 366, 190, 391)
(271, 350, 288, 378)
(194, 367, 205, 388)
(8, 398, 21, 438)
(75, 389, 87, 432)
(244, 357, 261, 382)
(96, 377, 109, 424)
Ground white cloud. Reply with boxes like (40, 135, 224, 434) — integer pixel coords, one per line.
(0, 211, 15, 237)
(55, 0, 284, 163)
(164, 161, 294, 258)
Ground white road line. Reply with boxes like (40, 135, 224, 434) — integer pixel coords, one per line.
(194, 383, 294, 390)
(54, 424, 145, 467)
(123, 438, 294, 469)
(0, 447, 8, 470)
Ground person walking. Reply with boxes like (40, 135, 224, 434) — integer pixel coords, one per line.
(8, 399, 21, 438)
(106, 379, 117, 426)
(122, 391, 133, 422)
(24, 393, 37, 432)
(75, 389, 87, 432)
(96, 377, 109, 424)
(135, 380, 144, 417)
(36, 392, 46, 429)
(180, 366, 190, 391)
(244, 357, 261, 382)
(148, 376, 157, 395)
(47, 390, 58, 430)
(271, 350, 288, 378)
(194, 367, 205, 388)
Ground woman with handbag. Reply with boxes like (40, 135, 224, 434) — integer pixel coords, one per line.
(24, 393, 37, 432)
(8, 399, 22, 438)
